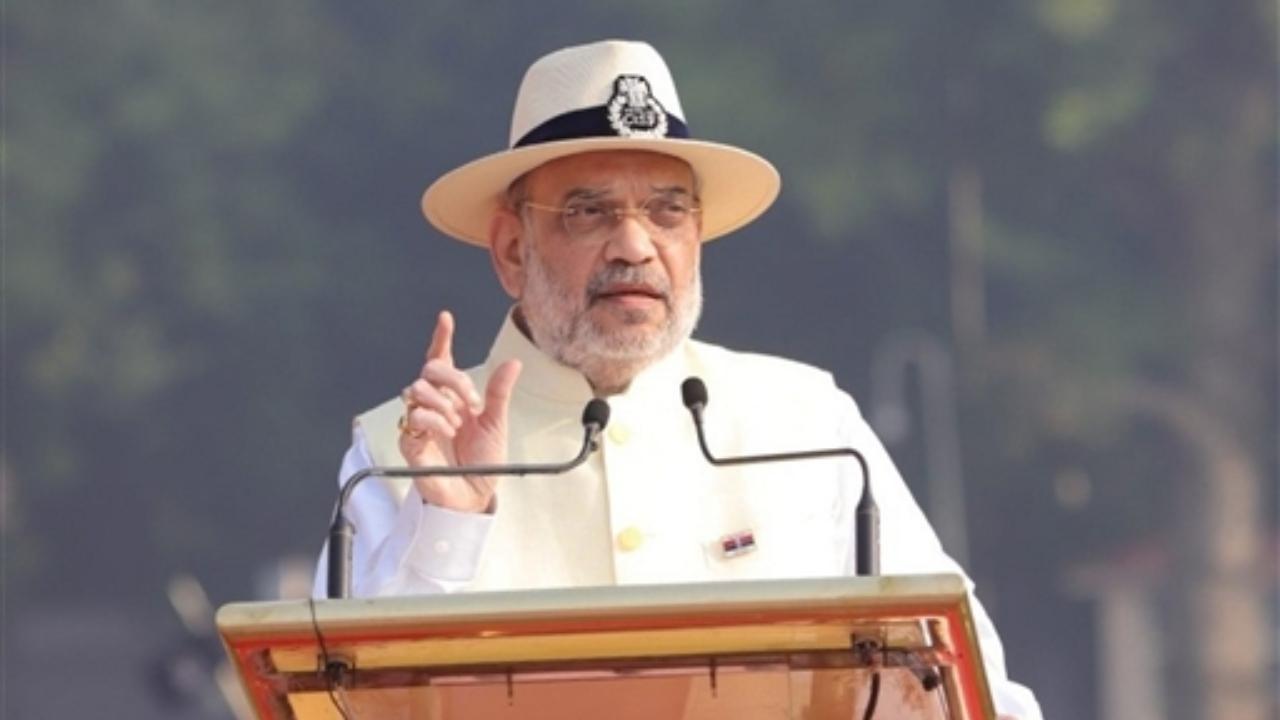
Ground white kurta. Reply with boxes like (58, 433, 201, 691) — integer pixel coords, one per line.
(315, 314, 1043, 719)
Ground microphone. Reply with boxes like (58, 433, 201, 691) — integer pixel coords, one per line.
(680, 377, 879, 576)
(326, 398, 611, 599)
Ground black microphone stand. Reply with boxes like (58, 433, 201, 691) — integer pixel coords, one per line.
(681, 378, 879, 576)
(681, 377, 888, 718)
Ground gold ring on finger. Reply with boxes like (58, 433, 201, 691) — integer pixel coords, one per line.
(398, 414, 426, 439)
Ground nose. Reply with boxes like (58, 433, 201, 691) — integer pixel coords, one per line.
(602, 213, 658, 265)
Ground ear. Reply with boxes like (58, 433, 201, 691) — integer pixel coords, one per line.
(489, 207, 526, 300)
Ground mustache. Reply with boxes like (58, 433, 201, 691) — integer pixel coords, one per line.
(586, 264, 671, 301)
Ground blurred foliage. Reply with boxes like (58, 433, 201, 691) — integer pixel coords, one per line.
(4, 2, 1275, 714)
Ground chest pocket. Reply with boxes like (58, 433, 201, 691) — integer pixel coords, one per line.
(698, 467, 851, 581)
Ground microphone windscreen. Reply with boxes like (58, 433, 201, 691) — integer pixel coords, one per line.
(582, 398, 611, 429)
(681, 377, 709, 410)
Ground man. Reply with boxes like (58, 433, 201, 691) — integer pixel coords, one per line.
(318, 40, 1042, 718)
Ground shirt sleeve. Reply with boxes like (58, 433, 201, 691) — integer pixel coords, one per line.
(312, 425, 495, 598)
(835, 391, 1044, 720)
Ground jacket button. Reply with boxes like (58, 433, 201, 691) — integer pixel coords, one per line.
(608, 423, 632, 444)
(616, 526, 644, 552)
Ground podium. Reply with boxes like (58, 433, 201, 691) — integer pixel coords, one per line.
(217, 573, 995, 719)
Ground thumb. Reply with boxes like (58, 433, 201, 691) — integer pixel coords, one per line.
(481, 359, 522, 428)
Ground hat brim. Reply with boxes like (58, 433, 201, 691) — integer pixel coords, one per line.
(421, 137, 780, 247)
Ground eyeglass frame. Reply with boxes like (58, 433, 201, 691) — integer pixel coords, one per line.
(516, 192, 702, 244)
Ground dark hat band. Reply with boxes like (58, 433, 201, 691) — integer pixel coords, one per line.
(513, 105, 691, 149)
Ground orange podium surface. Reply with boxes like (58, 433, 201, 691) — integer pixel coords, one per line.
(217, 574, 995, 719)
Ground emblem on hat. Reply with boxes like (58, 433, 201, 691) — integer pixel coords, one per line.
(606, 75, 669, 138)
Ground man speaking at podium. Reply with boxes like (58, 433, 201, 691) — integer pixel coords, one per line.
(316, 40, 1042, 719)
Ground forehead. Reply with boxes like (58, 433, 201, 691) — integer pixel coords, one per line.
(524, 151, 695, 199)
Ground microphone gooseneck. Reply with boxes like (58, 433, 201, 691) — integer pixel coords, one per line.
(679, 376, 880, 576)
(326, 398, 611, 599)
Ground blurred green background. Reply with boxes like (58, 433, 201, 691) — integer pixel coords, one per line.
(4, 2, 1276, 718)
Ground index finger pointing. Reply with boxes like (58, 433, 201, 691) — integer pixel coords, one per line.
(426, 310, 455, 365)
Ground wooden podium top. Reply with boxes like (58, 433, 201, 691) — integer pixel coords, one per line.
(218, 574, 995, 719)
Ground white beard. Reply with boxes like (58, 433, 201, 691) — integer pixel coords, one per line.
(520, 245, 702, 393)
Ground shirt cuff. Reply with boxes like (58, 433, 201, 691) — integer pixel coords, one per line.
(394, 498, 494, 583)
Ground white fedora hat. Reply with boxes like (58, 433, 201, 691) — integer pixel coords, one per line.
(421, 40, 780, 246)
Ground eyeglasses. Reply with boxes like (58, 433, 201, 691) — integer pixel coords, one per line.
(521, 194, 701, 243)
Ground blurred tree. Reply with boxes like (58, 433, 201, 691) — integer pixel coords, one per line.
(993, 3, 1273, 718)
(942, 1, 1275, 717)
(7, 0, 354, 599)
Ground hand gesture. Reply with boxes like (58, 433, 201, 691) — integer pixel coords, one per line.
(398, 311, 521, 513)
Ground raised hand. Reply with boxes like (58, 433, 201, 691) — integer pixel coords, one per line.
(398, 310, 521, 513)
